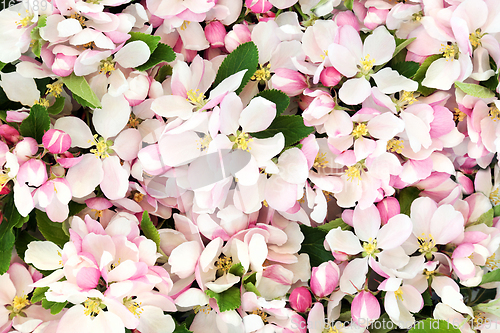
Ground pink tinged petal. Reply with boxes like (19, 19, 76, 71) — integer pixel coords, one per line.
(265, 175, 297, 212)
(307, 302, 325, 333)
(175, 288, 209, 308)
(339, 77, 371, 105)
(100, 156, 129, 200)
(76, 267, 100, 290)
(158, 132, 201, 167)
(66, 154, 104, 198)
(112, 128, 142, 161)
(91, 309, 127, 333)
(400, 285, 423, 313)
(363, 26, 395, 65)
(430, 204, 464, 244)
(168, 241, 202, 279)
(371, 68, 418, 94)
(239, 97, 276, 133)
(354, 137, 376, 161)
(136, 307, 175, 333)
(206, 69, 248, 104)
(114, 40, 150, 68)
(8, 263, 33, 297)
(328, 43, 358, 77)
(325, 227, 363, 255)
(13, 182, 34, 217)
(0, 72, 39, 107)
(55, 305, 93, 333)
(377, 214, 413, 249)
(93, 93, 131, 139)
(351, 291, 381, 327)
(453, 257, 475, 280)
(324, 110, 353, 138)
(421, 58, 461, 90)
(151, 95, 194, 120)
(248, 233, 268, 272)
(353, 204, 381, 242)
(261, 264, 293, 285)
(400, 111, 432, 152)
(43, 129, 72, 154)
(474, 168, 492, 196)
(17, 159, 47, 187)
(278, 148, 308, 184)
(367, 112, 404, 141)
(54, 116, 94, 149)
(410, 197, 437, 237)
(310, 261, 339, 298)
(430, 105, 455, 138)
(24, 241, 63, 271)
(206, 273, 240, 293)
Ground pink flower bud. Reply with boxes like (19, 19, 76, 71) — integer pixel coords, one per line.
(271, 68, 308, 97)
(289, 286, 312, 313)
(320, 67, 342, 87)
(364, 8, 388, 30)
(205, 21, 227, 48)
(335, 10, 360, 31)
(351, 291, 380, 327)
(42, 129, 72, 154)
(376, 197, 400, 225)
(457, 172, 473, 195)
(51, 53, 77, 77)
(0, 124, 20, 145)
(245, 0, 272, 14)
(310, 261, 339, 297)
(13, 138, 38, 164)
(224, 24, 251, 53)
(17, 159, 47, 187)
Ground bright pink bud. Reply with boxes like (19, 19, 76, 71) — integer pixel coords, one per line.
(364, 8, 388, 30)
(376, 197, 400, 225)
(289, 286, 312, 313)
(457, 172, 474, 195)
(42, 129, 72, 154)
(245, 0, 272, 14)
(17, 159, 47, 187)
(205, 21, 227, 48)
(320, 67, 342, 87)
(335, 10, 360, 31)
(224, 24, 251, 53)
(351, 291, 380, 327)
(52, 53, 77, 77)
(310, 261, 339, 297)
(0, 124, 20, 145)
(271, 68, 308, 97)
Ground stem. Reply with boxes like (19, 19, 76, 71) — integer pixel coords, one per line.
(294, 3, 308, 21)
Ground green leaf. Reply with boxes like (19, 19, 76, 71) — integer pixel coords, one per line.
(141, 211, 161, 251)
(476, 297, 500, 318)
(0, 85, 23, 111)
(212, 42, 259, 95)
(61, 74, 101, 108)
(391, 61, 420, 79)
(136, 43, 176, 71)
(31, 286, 49, 304)
(482, 71, 499, 93)
(398, 187, 421, 216)
(205, 287, 241, 312)
(255, 89, 290, 115)
(155, 65, 172, 83)
(474, 208, 494, 227)
(243, 281, 260, 296)
(369, 313, 395, 333)
(15, 230, 39, 261)
(316, 218, 351, 233)
(229, 263, 245, 277)
(393, 37, 416, 59)
(36, 210, 69, 248)
(413, 54, 442, 96)
(250, 115, 314, 147)
(37, 15, 47, 28)
(47, 96, 65, 115)
(127, 32, 161, 53)
(243, 272, 257, 285)
(454, 81, 496, 99)
(481, 269, 500, 285)
(494, 205, 500, 217)
(299, 224, 334, 268)
(50, 301, 68, 315)
(0, 194, 24, 236)
(174, 321, 193, 333)
(0, 229, 15, 275)
(19, 104, 50, 143)
(344, 0, 353, 10)
(68, 201, 87, 216)
(423, 290, 433, 307)
(0, 62, 5, 71)
(408, 319, 460, 333)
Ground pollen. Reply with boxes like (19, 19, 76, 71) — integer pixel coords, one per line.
(453, 108, 466, 122)
(489, 105, 500, 121)
(362, 238, 378, 257)
(16, 11, 34, 28)
(323, 326, 340, 333)
(486, 253, 500, 270)
(197, 134, 212, 152)
(99, 59, 115, 75)
(472, 311, 487, 329)
(345, 165, 362, 183)
(194, 305, 212, 314)
(12, 295, 30, 312)
(440, 44, 459, 61)
(412, 11, 423, 22)
(469, 29, 483, 49)
(127, 113, 140, 128)
(418, 233, 436, 256)
(34, 98, 50, 108)
(251, 64, 271, 82)
(214, 254, 233, 274)
(89, 135, 112, 159)
(320, 50, 329, 60)
(91, 209, 103, 218)
(360, 54, 375, 73)
(70, 13, 86, 28)
(394, 288, 404, 302)
(186, 89, 207, 109)
(313, 152, 329, 169)
(123, 297, 143, 318)
(423, 268, 435, 279)
(251, 309, 269, 324)
(179, 21, 190, 31)
(82, 41, 96, 50)
(133, 191, 144, 203)
(387, 138, 404, 154)
(83, 298, 103, 318)
(352, 123, 368, 139)
(46, 82, 63, 97)
(233, 132, 253, 152)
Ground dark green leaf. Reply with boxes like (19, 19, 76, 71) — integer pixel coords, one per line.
(229, 262, 245, 277)
(155, 65, 173, 83)
(50, 301, 68, 315)
(15, 230, 39, 261)
(316, 218, 351, 233)
(212, 42, 259, 95)
(455, 81, 495, 99)
(413, 54, 442, 96)
(205, 286, 241, 312)
(482, 72, 499, 93)
(31, 286, 49, 304)
(41, 298, 54, 309)
(369, 313, 395, 333)
(0, 229, 15, 275)
(0, 62, 5, 71)
(127, 32, 161, 53)
(494, 205, 500, 217)
(423, 290, 433, 307)
(19, 104, 50, 143)
(0, 193, 24, 236)
(391, 61, 420, 79)
(481, 269, 500, 285)
(61, 74, 101, 108)
(408, 319, 460, 333)
(243, 281, 260, 296)
(299, 224, 334, 268)
(243, 272, 257, 285)
(250, 115, 314, 147)
(174, 321, 193, 333)
(36, 210, 69, 248)
(136, 43, 176, 71)
(47, 96, 65, 115)
(68, 201, 87, 216)
(393, 37, 416, 59)
(0, 85, 23, 111)
(141, 211, 161, 251)
(398, 187, 421, 216)
(255, 89, 290, 115)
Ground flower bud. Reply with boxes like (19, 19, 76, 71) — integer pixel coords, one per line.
(245, 0, 272, 14)
(42, 129, 72, 154)
(351, 291, 380, 327)
(0, 124, 20, 145)
(224, 24, 251, 53)
(51, 53, 77, 77)
(320, 67, 342, 87)
(376, 197, 400, 225)
(205, 21, 227, 48)
(271, 68, 308, 97)
(335, 10, 360, 31)
(289, 286, 312, 313)
(310, 261, 339, 297)
(13, 138, 38, 164)
(17, 159, 47, 187)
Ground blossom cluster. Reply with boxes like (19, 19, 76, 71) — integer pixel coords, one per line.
(1, 0, 500, 332)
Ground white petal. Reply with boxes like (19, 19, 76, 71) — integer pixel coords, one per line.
(114, 40, 150, 68)
(92, 93, 131, 139)
(24, 241, 63, 270)
(372, 68, 418, 94)
(54, 116, 94, 149)
(338, 77, 371, 105)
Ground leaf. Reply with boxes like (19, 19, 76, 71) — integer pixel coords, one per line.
(31, 286, 49, 304)
(369, 313, 395, 333)
(69, 201, 87, 216)
(174, 322, 193, 333)
(61, 74, 101, 108)
(212, 42, 259, 95)
(205, 287, 241, 312)
(0, 193, 23, 236)
(0, 62, 5, 71)
(15, 230, 39, 261)
(243, 281, 261, 296)
(316, 218, 351, 233)
(127, 32, 161, 53)
(47, 96, 65, 115)
(408, 319, 461, 333)
(299, 224, 335, 268)
(454, 81, 496, 99)
(0, 229, 15, 275)
(255, 89, 290, 115)
(398, 187, 421, 216)
(141, 211, 161, 251)
(413, 54, 442, 96)
(36, 210, 69, 248)
(50, 301, 68, 315)
(393, 37, 416, 60)
(422, 290, 433, 306)
(391, 61, 420, 79)
(344, 0, 353, 10)
(136, 43, 176, 71)
(229, 263, 245, 277)
(481, 269, 500, 285)
(19, 104, 50, 143)
(250, 115, 314, 147)
(494, 205, 500, 217)
(475, 208, 494, 227)
(155, 64, 173, 83)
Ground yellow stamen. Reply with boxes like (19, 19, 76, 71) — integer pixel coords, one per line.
(123, 297, 143, 317)
(127, 113, 140, 128)
(83, 298, 102, 317)
(34, 98, 50, 108)
(320, 50, 329, 60)
(186, 89, 207, 109)
(12, 295, 30, 312)
(197, 134, 212, 152)
(454, 108, 466, 122)
(251, 63, 271, 82)
(313, 152, 329, 169)
(472, 311, 487, 328)
(387, 139, 404, 154)
(345, 165, 362, 183)
(323, 190, 334, 202)
(82, 41, 96, 50)
(469, 29, 483, 49)
(418, 233, 436, 255)
(486, 253, 500, 270)
(362, 238, 378, 256)
(70, 13, 86, 28)
(46, 83, 63, 98)
(394, 288, 404, 301)
(423, 268, 435, 279)
(179, 21, 190, 31)
(91, 209, 103, 218)
(16, 11, 34, 28)
(352, 123, 368, 139)
(262, 200, 269, 207)
(233, 132, 253, 152)
(400, 91, 417, 105)
(99, 59, 115, 75)
(214, 254, 233, 274)
(360, 54, 375, 73)
(133, 192, 144, 203)
(89, 135, 112, 159)
(251, 309, 269, 324)
(194, 305, 211, 314)
(440, 44, 459, 61)
(489, 105, 500, 121)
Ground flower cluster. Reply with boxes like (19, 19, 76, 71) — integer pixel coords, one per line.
(1, 0, 500, 332)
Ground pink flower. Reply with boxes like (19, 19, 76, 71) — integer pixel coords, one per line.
(310, 261, 340, 298)
(289, 286, 312, 313)
(42, 129, 72, 154)
(351, 291, 381, 327)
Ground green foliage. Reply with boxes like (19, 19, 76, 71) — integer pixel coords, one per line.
(229, 263, 245, 277)
(173, 321, 193, 333)
(369, 313, 394, 333)
(31, 286, 49, 304)
(299, 224, 335, 268)
(127, 32, 161, 53)
(206, 286, 241, 312)
(481, 269, 500, 285)
(20, 104, 50, 143)
(344, 0, 353, 10)
(408, 319, 460, 333)
(0, 62, 5, 71)
(250, 115, 314, 147)
(61, 74, 101, 108)
(413, 54, 442, 96)
(155, 65, 173, 83)
(141, 211, 161, 251)
(42, 299, 68, 315)
(316, 218, 351, 233)
(0, 229, 15, 275)
(473, 208, 494, 227)
(47, 96, 65, 115)
(36, 210, 69, 248)
(454, 81, 496, 98)
(255, 89, 290, 115)
(398, 187, 421, 216)
(391, 61, 420, 79)
(136, 43, 176, 71)
(15, 230, 39, 261)
(212, 42, 259, 95)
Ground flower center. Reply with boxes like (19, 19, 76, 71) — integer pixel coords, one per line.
(345, 163, 363, 183)
(83, 298, 103, 318)
(386, 138, 404, 154)
(186, 89, 207, 109)
(12, 295, 30, 312)
(486, 253, 500, 270)
(469, 29, 483, 49)
(489, 105, 500, 121)
(472, 311, 487, 328)
(440, 44, 459, 61)
(46, 82, 63, 98)
(362, 238, 378, 257)
(215, 254, 233, 275)
(251, 309, 269, 324)
(423, 268, 435, 279)
(233, 132, 253, 152)
(16, 11, 34, 28)
(360, 54, 375, 74)
(34, 98, 50, 108)
(99, 58, 116, 75)
(251, 64, 271, 82)
(123, 297, 143, 318)
(313, 152, 329, 169)
(352, 123, 368, 139)
(70, 13, 87, 28)
(394, 288, 404, 301)
(89, 135, 113, 159)
(323, 324, 340, 333)
(418, 233, 436, 256)
(194, 305, 212, 314)
(453, 108, 466, 122)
